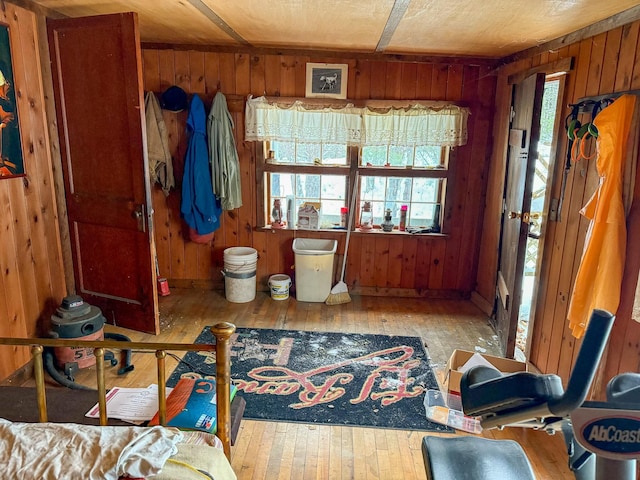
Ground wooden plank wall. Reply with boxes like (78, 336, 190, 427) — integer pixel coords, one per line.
(0, 2, 67, 380)
(475, 20, 640, 395)
(141, 50, 497, 297)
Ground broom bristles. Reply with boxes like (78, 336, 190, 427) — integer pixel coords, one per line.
(326, 290, 351, 305)
(326, 281, 351, 305)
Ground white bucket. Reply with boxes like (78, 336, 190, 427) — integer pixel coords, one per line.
(224, 247, 258, 271)
(268, 274, 291, 301)
(223, 247, 258, 303)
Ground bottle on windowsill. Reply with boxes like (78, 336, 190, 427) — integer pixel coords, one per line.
(399, 205, 408, 231)
(340, 207, 348, 229)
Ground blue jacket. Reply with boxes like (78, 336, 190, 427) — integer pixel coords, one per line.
(181, 94, 221, 235)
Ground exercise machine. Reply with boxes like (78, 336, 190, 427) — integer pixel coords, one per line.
(422, 309, 640, 479)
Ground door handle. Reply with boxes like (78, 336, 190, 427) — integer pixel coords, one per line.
(508, 211, 542, 225)
(522, 212, 541, 225)
(132, 204, 146, 232)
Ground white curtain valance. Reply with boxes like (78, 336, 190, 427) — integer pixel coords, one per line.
(244, 96, 363, 145)
(362, 105, 469, 147)
(245, 96, 469, 148)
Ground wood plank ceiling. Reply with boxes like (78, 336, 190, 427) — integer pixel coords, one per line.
(28, 0, 640, 59)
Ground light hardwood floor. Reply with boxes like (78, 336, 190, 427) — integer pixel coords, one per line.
(26, 289, 575, 479)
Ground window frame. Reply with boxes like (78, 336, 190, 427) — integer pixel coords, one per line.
(255, 98, 461, 235)
(258, 144, 455, 234)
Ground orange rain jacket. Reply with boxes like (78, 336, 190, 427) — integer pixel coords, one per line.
(567, 94, 636, 338)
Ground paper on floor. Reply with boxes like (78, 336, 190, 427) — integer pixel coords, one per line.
(85, 384, 172, 424)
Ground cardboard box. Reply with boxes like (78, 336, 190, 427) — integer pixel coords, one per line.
(444, 349, 527, 396)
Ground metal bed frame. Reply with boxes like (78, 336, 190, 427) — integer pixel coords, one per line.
(0, 322, 236, 460)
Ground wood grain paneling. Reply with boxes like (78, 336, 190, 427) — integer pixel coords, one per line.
(142, 49, 497, 298)
(4, 0, 640, 420)
(5, 1, 639, 405)
(0, 3, 66, 379)
(476, 18, 640, 396)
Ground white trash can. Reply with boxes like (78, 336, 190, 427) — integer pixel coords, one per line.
(292, 238, 337, 302)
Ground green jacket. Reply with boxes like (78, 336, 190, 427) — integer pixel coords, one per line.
(207, 92, 242, 210)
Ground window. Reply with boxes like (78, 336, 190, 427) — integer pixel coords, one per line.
(269, 169, 348, 228)
(246, 96, 468, 232)
(264, 142, 449, 230)
(359, 145, 447, 229)
(271, 141, 347, 166)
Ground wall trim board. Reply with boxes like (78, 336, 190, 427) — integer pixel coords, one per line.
(499, 5, 640, 66)
(166, 279, 469, 301)
(6, 0, 67, 19)
(507, 57, 574, 85)
(0, 357, 33, 386)
(33, 8, 74, 294)
(470, 291, 493, 317)
(140, 42, 500, 67)
(342, 286, 469, 299)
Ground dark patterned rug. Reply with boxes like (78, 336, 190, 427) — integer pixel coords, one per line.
(168, 327, 452, 432)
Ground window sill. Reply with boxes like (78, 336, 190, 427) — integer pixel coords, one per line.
(257, 225, 448, 237)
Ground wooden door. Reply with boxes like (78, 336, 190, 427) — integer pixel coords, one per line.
(494, 73, 545, 357)
(48, 13, 159, 334)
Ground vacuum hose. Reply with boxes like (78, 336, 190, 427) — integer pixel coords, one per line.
(44, 348, 94, 390)
(44, 333, 135, 390)
(104, 332, 135, 375)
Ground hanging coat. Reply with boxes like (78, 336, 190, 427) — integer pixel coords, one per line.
(181, 94, 222, 237)
(567, 94, 636, 338)
(208, 91, 243, 210)
(144, 91, 174, 196)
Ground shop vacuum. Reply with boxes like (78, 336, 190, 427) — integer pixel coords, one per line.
(44, 295, 134, 390)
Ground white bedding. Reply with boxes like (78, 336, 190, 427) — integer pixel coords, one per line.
(0, 418, 183, 480)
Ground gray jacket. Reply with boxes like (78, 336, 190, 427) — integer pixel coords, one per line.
(144, 92, 174, 196)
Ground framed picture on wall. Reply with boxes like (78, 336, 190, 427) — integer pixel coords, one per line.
(0, 24, 23, 179)
(305, 63, 348, 99)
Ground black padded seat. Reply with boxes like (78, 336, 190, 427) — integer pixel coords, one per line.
(607, 372, 640, 404)
(461, 369, 564, 418)
(460, 309, 615, 429)
(422, 436, 536, 480)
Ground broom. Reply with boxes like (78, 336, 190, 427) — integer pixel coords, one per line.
(326, 172, 359, 305)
